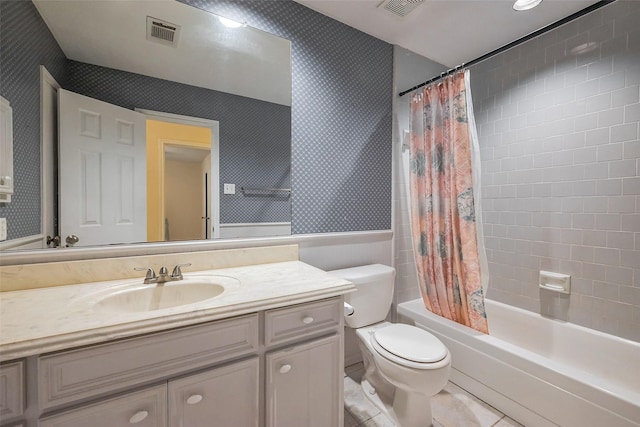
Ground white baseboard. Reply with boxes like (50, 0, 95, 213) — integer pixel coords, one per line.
(0, 234, 45, 251)
(219, 222, 291, 239)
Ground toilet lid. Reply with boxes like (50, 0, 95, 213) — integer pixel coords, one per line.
(373, 324, 447, 364)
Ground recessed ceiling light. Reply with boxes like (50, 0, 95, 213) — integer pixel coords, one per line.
(513, 0, 543, 11)
(218, 16, 244, 28)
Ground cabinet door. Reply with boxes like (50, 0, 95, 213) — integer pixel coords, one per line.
(39, 385, 166, 427)
(0, 360, 24, 420)
(168, 357, 259, 427)
(266, 335, 341, 427)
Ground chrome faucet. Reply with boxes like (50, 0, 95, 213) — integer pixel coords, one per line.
(170, 263, 191, 280)
(135, 263, 192, 284)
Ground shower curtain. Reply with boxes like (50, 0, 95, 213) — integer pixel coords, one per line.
(408, 70, 488, 334)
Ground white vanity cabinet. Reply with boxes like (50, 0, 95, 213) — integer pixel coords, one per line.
(37, 315, 259, 411)
(31, 313, 259, 427)
(39, 358, 261, 427)
(2, 296, 344, 427)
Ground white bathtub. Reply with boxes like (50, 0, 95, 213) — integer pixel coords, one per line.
(397, 298, 640, 427)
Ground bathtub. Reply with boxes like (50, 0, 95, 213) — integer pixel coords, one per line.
(397, 298, 640, 427)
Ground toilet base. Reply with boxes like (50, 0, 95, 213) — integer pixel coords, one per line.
(393, 388, 433, 427)
(360, 379, 435, 427)
(360, 379, 397, 423)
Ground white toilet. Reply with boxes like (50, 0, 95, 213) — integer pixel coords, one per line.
(329, 264, 451, 427)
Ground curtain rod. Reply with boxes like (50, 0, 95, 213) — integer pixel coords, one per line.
(398, 0, 615, 97)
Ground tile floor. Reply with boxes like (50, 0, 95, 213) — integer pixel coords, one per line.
(344, 363, 524, 427)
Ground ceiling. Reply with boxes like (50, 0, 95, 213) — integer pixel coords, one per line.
(293, 0, 601, 67)
(33, 0, 291, 106)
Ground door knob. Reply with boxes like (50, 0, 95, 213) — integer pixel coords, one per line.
(65, 234, 79, 246)
(46, 235, 61, 247)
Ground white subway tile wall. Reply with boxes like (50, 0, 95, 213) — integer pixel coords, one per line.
(471, 0, 640, 341)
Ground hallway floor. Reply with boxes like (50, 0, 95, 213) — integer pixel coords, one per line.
(344, 363, 523, 427)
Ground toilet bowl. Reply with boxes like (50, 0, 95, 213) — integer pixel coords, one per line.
(328, 265, 451, 427)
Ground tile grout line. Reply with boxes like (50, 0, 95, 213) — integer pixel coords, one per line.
(491, 415, 507, 426)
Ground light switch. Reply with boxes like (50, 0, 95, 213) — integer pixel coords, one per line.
(0, 218, 6, 241)
(223, 183, 236, 194)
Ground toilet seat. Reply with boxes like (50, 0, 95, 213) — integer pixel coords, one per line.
(371, 324, 448, 369)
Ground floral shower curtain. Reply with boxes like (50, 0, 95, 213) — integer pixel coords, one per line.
(408, 70, 488, 334)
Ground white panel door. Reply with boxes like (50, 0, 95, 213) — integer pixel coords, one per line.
(58, 89, 146, 246)
(41, 66, 61, 247)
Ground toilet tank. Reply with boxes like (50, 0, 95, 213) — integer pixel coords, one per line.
(327, 264, 395, 329)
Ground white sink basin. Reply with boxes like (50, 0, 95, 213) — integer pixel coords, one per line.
(94, 276, 237, 312)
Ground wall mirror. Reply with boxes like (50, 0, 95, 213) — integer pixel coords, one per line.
(0, 0, 292, 252)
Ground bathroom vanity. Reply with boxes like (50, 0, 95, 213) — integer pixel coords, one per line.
(0, 253, 354, 427)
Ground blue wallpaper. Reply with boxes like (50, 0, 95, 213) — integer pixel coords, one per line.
(183, 0, 394, 234)
(0, 0, 393, 240)
(0, 0, 67, 240)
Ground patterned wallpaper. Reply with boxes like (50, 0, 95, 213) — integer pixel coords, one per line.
(67, 60, 292, 224)
(0, 0, 393, 240)
(0, 0, 67, 240)
(183, 0, 394, 234)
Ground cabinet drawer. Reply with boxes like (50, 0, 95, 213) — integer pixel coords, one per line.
(39, 385, 166, 427)
(265, 298, 341, 347)
(39, 314, 259, 410)
(0, 360, 25, 419)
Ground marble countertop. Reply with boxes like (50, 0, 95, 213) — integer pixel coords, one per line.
(0, 260, 355, 362)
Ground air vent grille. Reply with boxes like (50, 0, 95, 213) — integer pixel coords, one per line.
(151, 22, 175, 42)
(378, 0, 425, 18)
(146, 17, 181, 47)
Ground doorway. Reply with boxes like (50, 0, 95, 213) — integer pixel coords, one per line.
(140, 110, 220, 242)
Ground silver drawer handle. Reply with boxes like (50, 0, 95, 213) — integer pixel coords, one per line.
(279, 364, 292, 374)
(302, 316, 314, 324)
(129, 410, 149, 424)
(187, 394, 203, 405)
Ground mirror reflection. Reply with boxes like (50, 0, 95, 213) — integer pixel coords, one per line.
(0, 0, 292, 251)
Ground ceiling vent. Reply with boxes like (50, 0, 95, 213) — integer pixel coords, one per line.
(378, 0, 425, 18)
(146, 17, 181, 47)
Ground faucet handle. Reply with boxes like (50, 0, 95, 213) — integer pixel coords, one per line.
(158, 266, 169, 276)
(134, 267, 156, 281)
(171, 263, 192, 279)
